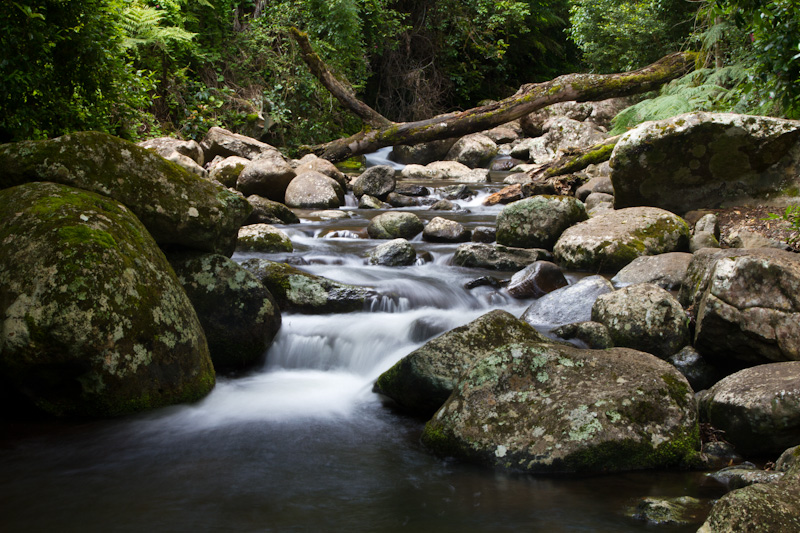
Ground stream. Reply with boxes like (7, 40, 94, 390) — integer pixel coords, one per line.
(0, 152, 724, 532)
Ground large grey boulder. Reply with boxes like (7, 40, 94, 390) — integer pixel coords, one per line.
(680, 248, 800, 365)
(699, 361, 800, 456)
(0, 182, 215, 417)
(496, 195, 588, 249)
(241, 259, 379, 314)
(208, 155, 249, 188)
(169, 252, 281, 371)
(592, 283, 690, 359)
(375, 310, 549, 415)
(522, 275, 615, 331)
(236, 156, 296, 201)
(421, 342, 700, 474)
(351, 165, 396, 199)
(139, 137, 204, 165)
(368, 238, 417, 266)
(422, 217, 470, 243)
(444, 133, 498, 168)
(201, 126, 281, 161)
(452, 243, 551, 271)
(611, 112, 800, 212)
(284, 171, 344, 209)
(611, 252, 693, 290)
(367, 211, 424, 240)
(0, 131, 251, 256)
(554, 207, 690, 272)
(294, 154, 347, 190)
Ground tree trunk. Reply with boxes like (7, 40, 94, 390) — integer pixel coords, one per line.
(292, 29, 697, 163)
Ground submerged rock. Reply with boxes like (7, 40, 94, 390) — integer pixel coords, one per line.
(627, 496, 706, 526)
(0, 182, 214, 417)
(375, 310, 548, 415)
(421, 343, 700, 474)
(241, 258, 379, 314)
(169, 252, 281, 371)
(0, 131, 251, 256)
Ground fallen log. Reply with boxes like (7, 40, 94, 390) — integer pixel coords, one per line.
(526, 135, 621, 182)
(291, 28, 696, 163)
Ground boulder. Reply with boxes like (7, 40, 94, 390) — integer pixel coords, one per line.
(284, 171, 344, 209)
(627, 496, 706, 526)
(520, 102, 594, 137)
(506, 261, 568, 299)
(483, 184, 524, 206)
(471, 226, 496, 243)
(680, 248, 800, 365)
(368, 238, 417, 267)
(554, 207, 690, 273)
(394, 183, 430, 197)
(244, 195, 300, 225)
(375, 310, 548, 415)
(422, 217, 470, 243)
(496, 196, 588, 249)
(0, 182, 214, 417)
(437, 184, 473, 200)
(358, 195, 390, 209)
(668, 346, 720, 392)
(138, 137, 204, 166)
(426, 161, 478, 180)
(400, 164, 444, 180)
(452, 243, 551, 271)
(551, 321, 613, 349)
(241, 258, 379, 313)
(584, 192, 614, 212)
(708, 463, 785, 489)
(168, 252, 281, 370)
(576, 176, 614, 202)
(522, 275, 615, 331)
(163, 151, 208, 179)
(208, 155, 249, 188)
(697, 480, 800, 532)
(391, 139, 457, 165)
(201, 126, 281, 161)
(485, 125, 521, 144)
(421, 342, 700, 474)
(699, 361, 800, 456)
(611, 112, 800, 212)
(695, 213, 721, 240)
(592, 283, 690, 359)
(237, 224, 293, 253)
(0, 131, 251, 256)
(236, 156, 297, 200)
(294, 155, 347, 190)
(611, 252, 693, 290)
(728, 228, 787, 249)
(367, 212, 424, 240)
(351, 165, 396, 199)
(386, 192, 418, 208)
(444, 133, 498, 168)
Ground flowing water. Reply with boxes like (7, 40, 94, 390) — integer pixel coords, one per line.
(0, 157, 724, 532)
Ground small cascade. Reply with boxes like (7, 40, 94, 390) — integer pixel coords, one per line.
(363, 146, 405, 170)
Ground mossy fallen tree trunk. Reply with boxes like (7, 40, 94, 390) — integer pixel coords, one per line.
(292, 28, 696, 163)
(527, 136, 621, 182)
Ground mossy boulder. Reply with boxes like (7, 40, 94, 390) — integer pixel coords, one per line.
(422, 342, 699, 474)
(0, 131, 251, 256)
(240, 258, 380, 314)
(496, 195, 588, 249)
(351, 165, 396, 200)
(698, 361, 800, 456)
(553, 207, 690, 272)
(0, 182, 215, 417)
(680, 248, 800, 365)
(592, 283, 690, 359)
(236, 224, 293, 253)
(452, 243, 552, 271)
(611, 112, 800, 212)
(244, 195, 300, 225)
(367, 211, 424, 240)
(697, 480, 800, 533)
(168, 252, 281, 371)
(375, 310, 549, 416)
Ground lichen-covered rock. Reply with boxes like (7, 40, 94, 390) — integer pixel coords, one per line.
(522, 275, 615, 331)
(0, 182, 214, 417)
(358, 195, 390, 209)
(698, 361, 800, 456)
(445, 133, 498, 168)
(240, 258, 380, 313)
(452, 243, 551, 271)
(244, 195, 299, 225)
(506, 260, 568, 299)
(697, 480, 800, 533)
(776, 445, 800, 475)
(680, 248, 800, 365)
(208, 155, 249, 188)
(236, 224, 293, 253)
(422, 217, 470, 243)
(375, 310, 549, 415)
(0, 131, 251, 256)
(201, 126, 282, 161)
(551, 321, 613, 349)
(553, 207, 690, 272)
(284, 171, 344, 209)
(426, 161, 482, 180)
(367, 211, 424, 240)
(496, 195, 588, 249)
(610, 252, 693, 290)
(592, 283, 689, 359)
(351, 165, 396, 199)
(236, 156, 297, 201)
(611, 112, 800, 212)
(368, 238, 417, 266)
(421, 342, 699, 474)
(168, 252, 281, 370)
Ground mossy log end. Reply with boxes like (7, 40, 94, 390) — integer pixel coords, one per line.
(293, 32, 697, 163)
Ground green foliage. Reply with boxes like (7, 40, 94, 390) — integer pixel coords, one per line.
(763, 205, 800, 245)
(568, 0, 697, 73)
